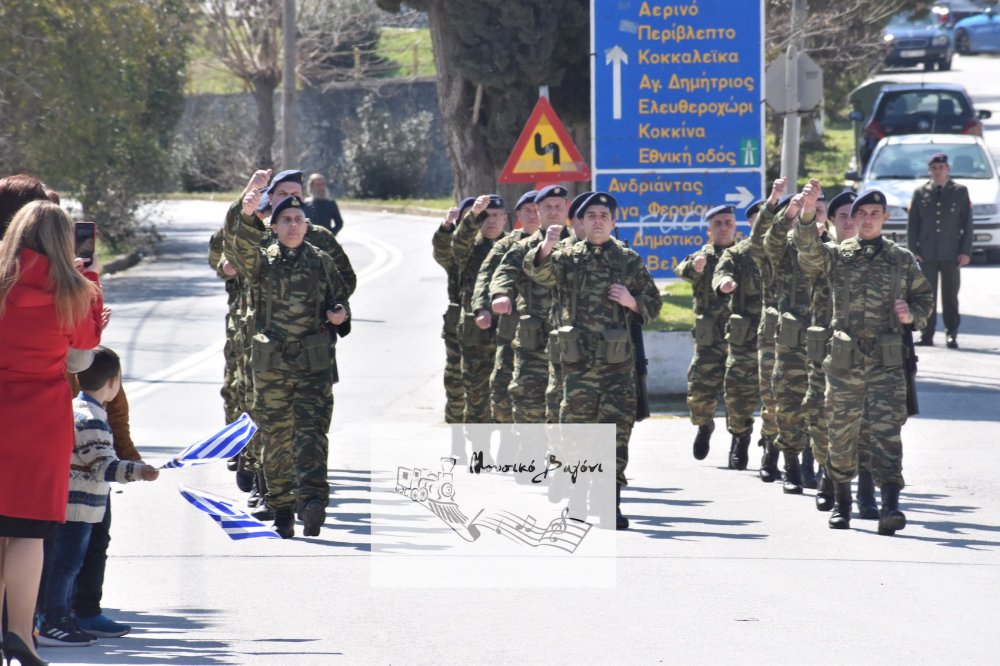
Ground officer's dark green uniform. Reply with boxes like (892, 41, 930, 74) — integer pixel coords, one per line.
(225, 195, 351, 539)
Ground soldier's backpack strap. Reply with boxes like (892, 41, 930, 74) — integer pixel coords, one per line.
(835, 256, 851, 333)
(263, 261, 274, 333)
(613, 245, 629, 326)
(736, 252, 747, 316)
(889, 250, 900, 334)
(697, 248, 712, 314)
(788, 247, 798, 312)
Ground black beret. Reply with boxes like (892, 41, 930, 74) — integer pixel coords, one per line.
(568, 191, 594, 220)
(705, 204, 735, 221)
(266, 170, 304, 195)
(827, 191, 857, 217)
(515, 190, 538, 211)
(850, 189, 887, 216)
(746, 199, 766, 219)
(534, 184, 569, 203)
(270, 194, 305, 222)
(576, 192, 617, 217)
(486, 194, 505, 210)
(928, 152, 948, 165)
(776, 193, 795, 210)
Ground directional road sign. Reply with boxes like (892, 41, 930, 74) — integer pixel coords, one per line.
(592, 0, 765, 276)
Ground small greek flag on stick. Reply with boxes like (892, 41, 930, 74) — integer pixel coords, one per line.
(179, 486, 279, 540)
(161, 413, 257, 469)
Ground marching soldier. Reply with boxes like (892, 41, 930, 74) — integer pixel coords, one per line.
(795, 182, 933, 535)
(675, 205, 737, 462)
(525, 192, 662, 529)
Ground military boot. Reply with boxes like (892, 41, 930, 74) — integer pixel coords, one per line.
(616, 485, 629, 530)
(800, 448, 818, 489)
(815, 466, 835, 512)
(782, 451, 803, 494)
(878, 483, 907, 536)
(692, 421, 714, 460)
(273, 508, 294, 539)
(227, 455, 240, 472)
(758, 437, 780, 483)
(828, 483, 852, 530)
(299, 499, 326, 538)
(246, 474, 262, 508)
(856, 470, 879, 519)
(728, 434, 751, 471)
(250, 472, 274, 521)
(234, 453, 254, 493)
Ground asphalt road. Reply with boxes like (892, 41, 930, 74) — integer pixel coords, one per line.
(39, 199, 1000, 665)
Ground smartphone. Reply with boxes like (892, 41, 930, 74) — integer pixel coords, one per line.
(74, 221, 96, 268)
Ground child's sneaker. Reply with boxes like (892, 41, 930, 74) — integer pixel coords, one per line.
(37, 616, 97, 647)
(76, 614, 131, 637)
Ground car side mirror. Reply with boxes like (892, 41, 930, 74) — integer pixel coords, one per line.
(849, 110, 864, 122)
(978, 109, 993, 120)
(845, 170, 861, 182)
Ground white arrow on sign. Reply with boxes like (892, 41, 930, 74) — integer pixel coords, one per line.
(725, 186, 755, 209)
(605, 46, 628, 120)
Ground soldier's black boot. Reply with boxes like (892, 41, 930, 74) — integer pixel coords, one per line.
(692, 421, 714, 460)
(299, 499, 326, 537)
(250, 472, 275, 521)
(782, 451, 803, 494)
(800, 448, 818, 489)
(878, 483, 907, 536)
(616, 485, 629, 530)
(856, 470, 879, 519)
(815, 466, 835, 512)
(227, 455, 239, 472)
(273, 508, 294, 539)
(247, 474, 262, 508)
(828, 483, 852, 529)
(234, 453, 254, 493)
(758, 437, 780, 483)
(729, 434, 751, 471)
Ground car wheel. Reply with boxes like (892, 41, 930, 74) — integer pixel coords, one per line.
(923, 60, 935, 71)
(987, 249, 1000, 264)
(939, 55, 953, 71)
(956, 30, 972, 55)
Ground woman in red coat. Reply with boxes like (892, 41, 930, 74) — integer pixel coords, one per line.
(0, 200, 103, 664)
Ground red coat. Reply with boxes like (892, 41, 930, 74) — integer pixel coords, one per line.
(0, 248, 103, 521)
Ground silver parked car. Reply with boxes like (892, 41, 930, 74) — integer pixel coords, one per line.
(846, 134, 1000, 262)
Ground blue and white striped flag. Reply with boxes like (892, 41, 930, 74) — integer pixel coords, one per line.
(161, 412, 257, 469)
(179, 486, 279, 540)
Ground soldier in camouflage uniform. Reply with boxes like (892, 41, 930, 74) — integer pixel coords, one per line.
(525, 192, 662, 529)
(487, 186, 569, 424)
(711, 199, 766, 470)
(795, 183, 933, 535)
(471, 191, 539, 423)
(209, 229, 244, 424)
(453, 194, 508, 423)
(675, 205, 738, 462)
(225, 192, 351, 539)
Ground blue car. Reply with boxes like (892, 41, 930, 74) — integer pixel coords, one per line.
(954, 6, 1000, 53)
(883, 10, 954, 70)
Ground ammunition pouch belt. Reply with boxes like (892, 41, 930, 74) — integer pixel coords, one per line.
(548, 330, 562, 365)
(443, 303, 461, 337)
(601, 328, 632, 364)
(301, 331, 332, 372)
(461, 312, 494, 346)
(556, 326, 632, 365)
(496, 313, 518, 343)
(726, 313, 753, 346)
(693, 313, 717, 346)
(777, 312, 805, 349)
(878, 331, 905, 368)
(516, 314, 545, 351)
(806, 326, 832, 364)
(556, 325, 584, 364)
(761, 306, 779, 341)
(251, 333, 278, 373)
(829, 331, 855, 371)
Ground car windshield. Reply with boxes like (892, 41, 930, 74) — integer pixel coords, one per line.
(877, 90, 972, 121)
(888, 11, 940, 28)
(870, 143, 994, 179)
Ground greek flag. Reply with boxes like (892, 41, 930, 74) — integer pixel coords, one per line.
(161, 413, 257, 469)
(179, 486, 279, 540)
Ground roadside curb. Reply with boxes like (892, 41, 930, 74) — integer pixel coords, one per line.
(340, 202, 445, 218)
(102, 250, 144, 275)
(647, 330, 692, 396)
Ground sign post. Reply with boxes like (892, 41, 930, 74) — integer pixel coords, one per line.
(591, 0, 766, 277)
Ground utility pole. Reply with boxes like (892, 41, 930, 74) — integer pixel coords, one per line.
(780, 0, 807, 186)
(281, 0, 297, 169)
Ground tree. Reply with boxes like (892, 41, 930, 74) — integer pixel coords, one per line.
(375, 0, 590, 199)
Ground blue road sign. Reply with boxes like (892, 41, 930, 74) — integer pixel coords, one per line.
(591, 0, 765, 277)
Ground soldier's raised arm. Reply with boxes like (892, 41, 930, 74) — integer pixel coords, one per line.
(452, 195, 491, 263)
(675, 247, 707, 283)
(488, 238, 526, 313)
(524, 224, 566, 288)
(208, 228, 236, 281)
(712, 246, 739, 295)
(794, 183, 835, 278)
(765, 188, 802, 264)
(223, 191, 267, 280)
(432, 207, 459, 271)
(471, 238, 512, 314)
(750, 177, 785, 265)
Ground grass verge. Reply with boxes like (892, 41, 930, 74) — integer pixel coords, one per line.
(646, 281, 694, 332)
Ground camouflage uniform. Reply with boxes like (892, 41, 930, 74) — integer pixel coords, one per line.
(432, 225, 465, 424)
(795, 222, 933, 489)
(209, 228, 244, 424)
(452, 209, 507, 423)
(224, 206, 351, 513)
(525, 239, 662, 486)
(751, 207, 779, 442)
(487, 229, 557, 424)
(542, 230, 582, 423)
(471, 230, 530, 424)
(676, 244, 731, 427)
(712, 237, 761, 437)
(804, 238, 833, 470)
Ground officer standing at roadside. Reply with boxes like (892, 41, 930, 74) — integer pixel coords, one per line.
(796, 181, 933, 535)
(907, 152, 973, 349)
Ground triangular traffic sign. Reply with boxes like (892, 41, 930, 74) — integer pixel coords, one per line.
(498, 97, 591, 183)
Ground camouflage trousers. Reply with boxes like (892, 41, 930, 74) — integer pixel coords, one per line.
(221, 312, 244, 424)
(545, 358, 563, 424)
(804, 360, 829, 468)
(771, 341, 809, 453)
(442, 328, 465, 424)
(252, 362, 334, 511)
(460, 338, 497, 423)
(509, 345, 549, 424)
(686, 340, 727, 426)
(490, 342, 515, 424)
(757, 334, 779, 439)
(560, 359, 636, 486)
(824, 352, 907, 487)
(724, 340, 759, 436)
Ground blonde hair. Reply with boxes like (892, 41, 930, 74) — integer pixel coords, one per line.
(0, 201, 99, 329)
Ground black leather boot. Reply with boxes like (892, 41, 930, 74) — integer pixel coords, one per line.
(234, 453, 254, 493)
(273, 508, 295, 539)
(856, 470, 879, 519)
(616, 485, 629, 530)
(729, 434, 751, 471)
(693, 421, 714, 460)
(782, 450, 803, 494)
(828, 482, 852, 529)
(800, 448, 817, 489)
(878, 483, 907, 536)
(815, 466, 834, 511)
(250, 471, 275, 521)
(758, 437, 780, 483)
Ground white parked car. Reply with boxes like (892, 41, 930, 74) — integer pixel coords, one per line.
(846, 134, 1000, 262)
